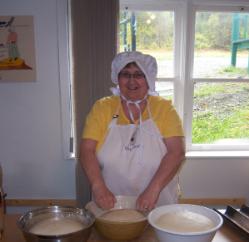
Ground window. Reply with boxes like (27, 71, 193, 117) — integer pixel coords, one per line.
(120, 0, 249, 155)
(190, 7, 249, 152)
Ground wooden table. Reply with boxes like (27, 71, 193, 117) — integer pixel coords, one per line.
(1, 214, 248, 242)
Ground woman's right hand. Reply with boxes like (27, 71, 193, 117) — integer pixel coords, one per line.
(92, 182, 116, 210)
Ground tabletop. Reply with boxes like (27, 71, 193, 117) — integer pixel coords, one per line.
(1, 214, 248, 242)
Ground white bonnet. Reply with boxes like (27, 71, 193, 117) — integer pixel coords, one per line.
(111, 51, 158, 95)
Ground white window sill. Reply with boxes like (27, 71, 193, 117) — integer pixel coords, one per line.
(67, 153, 76, 161)
(186, 150, 249, 158)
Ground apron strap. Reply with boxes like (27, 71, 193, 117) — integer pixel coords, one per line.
(120, 94, 148, 125)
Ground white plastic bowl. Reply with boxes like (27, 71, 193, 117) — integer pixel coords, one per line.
(148, 204, 223, 242)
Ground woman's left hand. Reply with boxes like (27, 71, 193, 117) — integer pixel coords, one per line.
(136, 187, 160, 212)
(136, 137, 185, 212)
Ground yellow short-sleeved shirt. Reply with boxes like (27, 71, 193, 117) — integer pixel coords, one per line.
(82, 95, 184, 151)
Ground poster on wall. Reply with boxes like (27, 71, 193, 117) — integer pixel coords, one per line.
(0, 16, 36, 82)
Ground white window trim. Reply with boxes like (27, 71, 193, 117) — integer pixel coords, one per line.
(186, 150, 249, 158)
(56, 0, 73, 159)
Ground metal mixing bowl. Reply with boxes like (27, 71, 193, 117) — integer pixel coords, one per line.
(17, 206, 95, 242)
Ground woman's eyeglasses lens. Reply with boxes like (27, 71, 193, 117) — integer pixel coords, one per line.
(119, 72, 145, 79)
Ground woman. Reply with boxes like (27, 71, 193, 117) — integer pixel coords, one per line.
(80, 51, 185, 211)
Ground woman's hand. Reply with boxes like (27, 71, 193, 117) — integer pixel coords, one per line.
(136, 187, 160, 212)
(92, 182, 116, 210)
(137, 137, 185, 212)
(80, 139, 117, 209)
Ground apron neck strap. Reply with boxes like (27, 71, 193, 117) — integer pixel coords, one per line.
(120, 94, 148, 124)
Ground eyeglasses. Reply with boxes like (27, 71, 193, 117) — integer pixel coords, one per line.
(119, 72, 145, 80)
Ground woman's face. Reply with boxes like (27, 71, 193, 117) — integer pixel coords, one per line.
(118, 63, 149, 101)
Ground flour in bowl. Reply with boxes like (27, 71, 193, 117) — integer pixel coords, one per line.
(29, 217, 85, 235)
(155, 210, 215, 233)
(100, 209, 145, 222)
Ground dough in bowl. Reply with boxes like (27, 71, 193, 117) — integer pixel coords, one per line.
(29, 217, 85, 235)
(100, 209, 145, 222)
(155, 210, 215, 233)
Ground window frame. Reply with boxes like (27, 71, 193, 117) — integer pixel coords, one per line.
(57, 0, 73, 159)
(120, 0, 249, 156)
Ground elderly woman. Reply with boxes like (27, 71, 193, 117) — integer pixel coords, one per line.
(80, 51, 185, 211)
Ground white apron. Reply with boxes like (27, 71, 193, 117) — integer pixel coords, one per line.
(97, 103, 179, 205)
